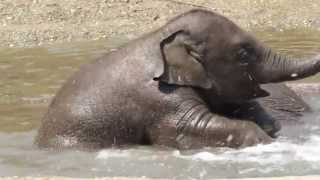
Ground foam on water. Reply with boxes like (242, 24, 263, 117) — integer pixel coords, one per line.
(96, 149, 131, 159)
(176, 134, 320, 164)
(90, 132, 320, 178)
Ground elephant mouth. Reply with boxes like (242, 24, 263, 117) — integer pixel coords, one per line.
(215, 85, 270, 104)
(252, 85, 270, 99)
(244, 71, 270, 99)
(232, 84, 270, 103)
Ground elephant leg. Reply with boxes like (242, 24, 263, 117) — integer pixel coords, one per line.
(257, 83, 311, 126)
(260, 83, 311, 113)
(227, 83, 312, 138)
(229, 101, 281, 138)
(146, 99, 272, 149)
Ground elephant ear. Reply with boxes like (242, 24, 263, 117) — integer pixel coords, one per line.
(156, 31, 212, 89)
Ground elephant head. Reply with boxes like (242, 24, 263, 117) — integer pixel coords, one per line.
(155, 10, 320, 103)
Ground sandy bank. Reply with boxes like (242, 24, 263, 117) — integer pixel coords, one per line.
(1, 0, 320, 48)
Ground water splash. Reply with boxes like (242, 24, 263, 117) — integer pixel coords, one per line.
(96, 149, 131, 159)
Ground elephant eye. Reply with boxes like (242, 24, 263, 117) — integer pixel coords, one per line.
(237, 44, 255, 64)
(238, 48, 250, 62)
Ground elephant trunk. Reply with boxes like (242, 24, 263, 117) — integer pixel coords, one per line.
(253, 48, 320, 84)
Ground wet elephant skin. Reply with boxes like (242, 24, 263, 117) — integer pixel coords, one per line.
(36, 9, 320, 150)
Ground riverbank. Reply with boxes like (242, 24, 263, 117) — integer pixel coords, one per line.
(1, 0, 320, 48)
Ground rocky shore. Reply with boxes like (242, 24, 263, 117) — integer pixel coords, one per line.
(1, 0, 320, 48)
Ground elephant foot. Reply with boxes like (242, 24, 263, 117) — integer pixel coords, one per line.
(259, 120, 281, 138)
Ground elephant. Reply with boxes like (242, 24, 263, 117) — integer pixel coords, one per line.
(35, 9, 320, 150)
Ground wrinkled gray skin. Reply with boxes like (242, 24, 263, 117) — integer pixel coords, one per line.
(228, 83, 311, 138)
(36, 9, 320, 150)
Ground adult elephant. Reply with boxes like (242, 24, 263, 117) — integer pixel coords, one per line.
(36, 9, 320, 150)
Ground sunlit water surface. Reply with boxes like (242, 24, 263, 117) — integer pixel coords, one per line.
(1, 30, 320, 179)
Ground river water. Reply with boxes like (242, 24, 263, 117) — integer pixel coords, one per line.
(0, 30, 320, 179)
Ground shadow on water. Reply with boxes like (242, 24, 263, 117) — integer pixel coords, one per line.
(0, 30, 320, 178)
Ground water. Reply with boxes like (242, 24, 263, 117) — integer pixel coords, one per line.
(1, 30, 320, 178)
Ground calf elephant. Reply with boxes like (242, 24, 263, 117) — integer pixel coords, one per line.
(36, 9, 320, 150)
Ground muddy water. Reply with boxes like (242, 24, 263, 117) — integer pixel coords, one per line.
(0, 31, 320, 178)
